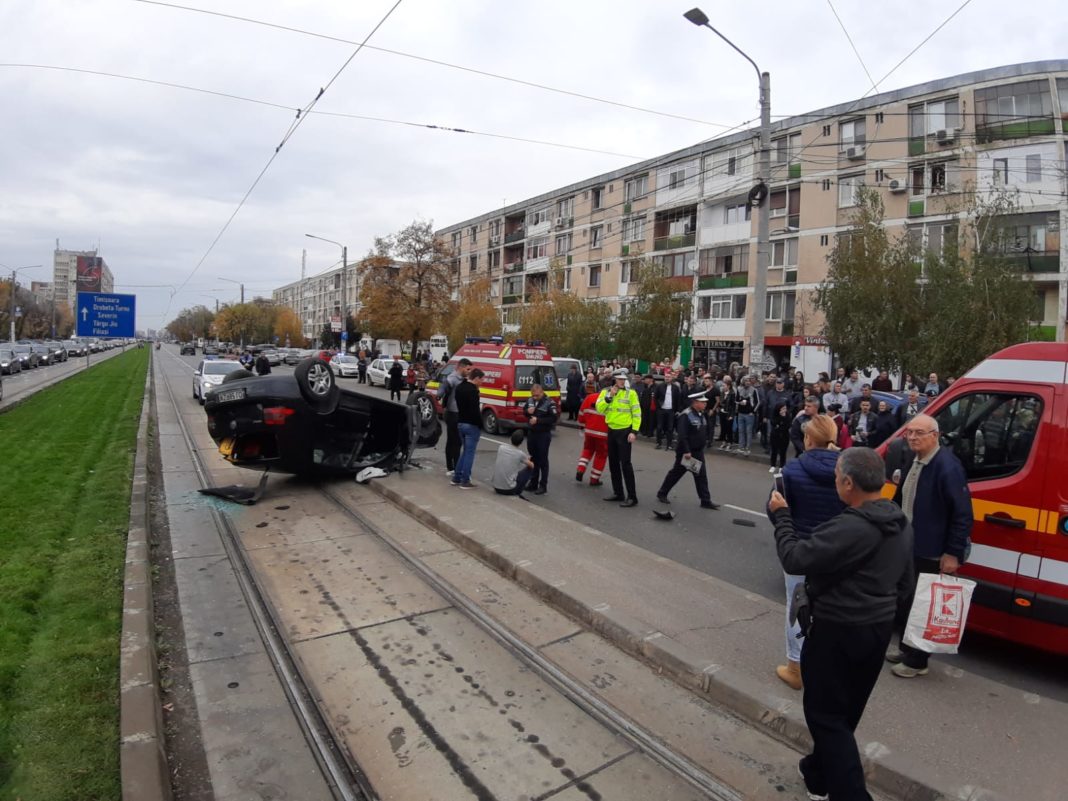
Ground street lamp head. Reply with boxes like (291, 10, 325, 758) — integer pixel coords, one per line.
(683, 7, 709, 26)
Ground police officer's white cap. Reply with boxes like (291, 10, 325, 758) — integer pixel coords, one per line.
(612, 368, 629, 378)
(688, 391, 708, 400)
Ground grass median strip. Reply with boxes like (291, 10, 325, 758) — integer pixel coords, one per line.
(0, 348, 148, 801)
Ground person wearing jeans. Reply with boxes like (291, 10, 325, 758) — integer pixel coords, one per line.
(734, 376, 759, 455)
(451, 368, 485, 488)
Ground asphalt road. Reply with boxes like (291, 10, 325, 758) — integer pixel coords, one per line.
(0, 346, 126, 411)
(180, 356, 1068, 703)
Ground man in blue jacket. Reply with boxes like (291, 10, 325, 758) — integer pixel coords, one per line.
(889, 413, 973, 678)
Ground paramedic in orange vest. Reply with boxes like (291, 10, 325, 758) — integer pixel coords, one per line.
(575, 378, 608, 487)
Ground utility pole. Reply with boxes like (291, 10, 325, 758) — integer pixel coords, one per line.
(685, 8, 771, 376)
(8, 270, 15, 344)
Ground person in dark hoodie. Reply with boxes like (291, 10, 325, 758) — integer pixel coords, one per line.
(868, 399, 898, 449)
(769, 414, 845, 689)
(769, 447, 914, 801)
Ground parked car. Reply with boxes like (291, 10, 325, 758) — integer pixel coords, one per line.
(203, 358, 440, 475)
(367, 357, 409, 387)
(0, 348, 22, 374)
(12, 344, 38, 369)
(181, 343, 196, 355)
(45, 341, 68, 363)
(63, 339, 84, 357)
(193, 359, 250, 405)
(262, 349, 282, 366)
(30, 344, 54, 366)
(283, 348, 303, 366)
(329, 354, 361, 378)
(203, 343, 219, 356)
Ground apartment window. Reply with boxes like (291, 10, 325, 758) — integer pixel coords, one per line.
(875, 168, 886, 183)
(655, 253, 689, 277)
(588, 264, 602, 288)
(333, 274, 341, 289)
(838, 174, 864, 207)
(488, 219, 502, 238)
(697, 294, 747, 320)
(774, 132, 802, 165)
(555, 233, 572, 255)
(822, 179, 832, 191)
(770, 187, 801, 227)
(451, 232, 461, 252)
(822, 124, 831, 137)
(591, 186, 604, 210)
(623, 217, 645, 242)
(624, 174, 649, 201)
(469, 255, 478, 273)
(724, 203, 751, 224)
(669, 169, 687, 189)
(1025, 154, 1042, 182)
(766, 291, 795, 321)
(556, 196, 574, 219)
(699, 245, 749, 276)
(488, 250, 501, 269)
(975, 80, 1052, 127)
(528, 206, 552, 226)
(590, 225, 603, 248)
(913, 161, 959, 194)
(770, 238, 799, 268)
(526, 236, 549, 260)
(840, 118, 866, 148)
(875, 112, 884, 124)
(621, 260, 640, 284)
(908, 98, 960, 138)
(992, 158, 1009, 185)
(503, 276, 523, 296)
(928, 222, 959, 257)
(820, 234, 829, 247)
(469, 225, 478, 242)
(554, 268, 572, 291)
(489, 280, 500, 298)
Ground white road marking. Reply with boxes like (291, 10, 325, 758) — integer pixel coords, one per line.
(723, 503, 767, 519)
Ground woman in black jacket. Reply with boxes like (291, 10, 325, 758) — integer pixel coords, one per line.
(868, 400, 898, 448)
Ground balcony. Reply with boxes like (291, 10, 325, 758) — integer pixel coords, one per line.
(504, 227, 526, 244)
(502, 294, 522, 305)
(976, 116, 1055, 144)
(654, 232, 696, 251)
(1005, 250, 1059, 273)
(698, 273, 748, 290)
(504, 261, 525, 274)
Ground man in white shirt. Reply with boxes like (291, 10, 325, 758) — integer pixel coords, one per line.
(492, 430, 535, 496)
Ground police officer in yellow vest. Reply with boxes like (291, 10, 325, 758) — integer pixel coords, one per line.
(596, 368, 642, 507)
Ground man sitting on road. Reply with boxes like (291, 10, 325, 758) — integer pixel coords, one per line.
(492, 430, 535, 497)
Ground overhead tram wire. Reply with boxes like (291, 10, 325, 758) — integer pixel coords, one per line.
(156, 0, 403, 322)
(825, 0, 877, 92)
(132, 0, 732, 129)
(1, 63, 645, 161)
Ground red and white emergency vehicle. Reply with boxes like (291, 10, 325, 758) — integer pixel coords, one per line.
(881, 342, 1068, 655)
(427, 338, 560, 434)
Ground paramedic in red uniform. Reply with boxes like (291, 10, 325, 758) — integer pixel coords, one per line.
(575, 379, 608, 487)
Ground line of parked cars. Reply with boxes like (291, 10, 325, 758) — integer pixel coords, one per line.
(0, 338, 116, 374)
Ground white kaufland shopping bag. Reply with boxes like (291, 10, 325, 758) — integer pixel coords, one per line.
(903, 573, 977, 654)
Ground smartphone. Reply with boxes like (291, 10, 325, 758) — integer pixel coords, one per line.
(773, 475, 785, 495)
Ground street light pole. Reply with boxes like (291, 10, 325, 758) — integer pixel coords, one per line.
(305, 234, 349, 350)
(4, 264, 43, 343)
(684, 8, 771, 376)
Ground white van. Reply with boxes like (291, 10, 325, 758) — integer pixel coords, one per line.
(375, 339, 403, 359)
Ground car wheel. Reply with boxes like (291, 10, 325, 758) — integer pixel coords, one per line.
(193, 385, 198, 400)
(295, 357, 340, 413)
(482, 408, 499, 435)
(406, 391, 441, 445)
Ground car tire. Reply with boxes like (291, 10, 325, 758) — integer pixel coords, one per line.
(295, 357, 340, 413)
(482, 408, 499, 435)
(406, 391, 441, 444)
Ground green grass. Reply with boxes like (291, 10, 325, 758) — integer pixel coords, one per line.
(0, 348, 148, 801)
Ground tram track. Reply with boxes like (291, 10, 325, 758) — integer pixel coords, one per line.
(157, 352, 798, 801)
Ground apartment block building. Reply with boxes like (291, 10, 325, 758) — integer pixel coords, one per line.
(437, 61, 1068, 373)
(53, 245, 114, 311)
(272, 259, 363, 344)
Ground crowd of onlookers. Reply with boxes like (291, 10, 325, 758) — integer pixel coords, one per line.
(558, 361, 957, 474)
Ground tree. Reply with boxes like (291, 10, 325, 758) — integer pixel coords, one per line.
(817, 187, 1042, 378)
(519, 263, 615, 362)
(212, 302, 272, 346)
(166, 305, 216, 343)
(815, 189, 925, 374)
(445, 276, 501, 353)
(614, 258, 689, 363)
(360, 220, 454, 349)
(914, 191, 1037, 375)
(272, 306, 303, 347)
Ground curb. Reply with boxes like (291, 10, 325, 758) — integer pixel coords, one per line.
(119, 354, 172, 801)
(367, 476, 1003, 801)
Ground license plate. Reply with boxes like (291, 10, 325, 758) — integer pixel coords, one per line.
(215, 387, 246, 403)
(219, 437, 236, 457)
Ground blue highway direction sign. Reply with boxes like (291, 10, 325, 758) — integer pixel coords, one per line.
(77, 292, 136, 338)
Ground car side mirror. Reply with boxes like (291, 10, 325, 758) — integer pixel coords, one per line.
(194, 370, 201, 376)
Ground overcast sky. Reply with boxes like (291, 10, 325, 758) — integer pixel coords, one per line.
(2, 0, 1065, 331)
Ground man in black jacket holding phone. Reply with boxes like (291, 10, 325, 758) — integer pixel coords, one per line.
(769, 447, 914, 801)
(523, 383, 558, 495)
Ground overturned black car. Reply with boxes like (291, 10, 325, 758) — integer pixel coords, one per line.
(203, 358, 440, 475)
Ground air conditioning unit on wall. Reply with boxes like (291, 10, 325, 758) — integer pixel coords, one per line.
(845, 146, 866, 160)
(935, 128, 959, 145)
(888, 179, 907, 194)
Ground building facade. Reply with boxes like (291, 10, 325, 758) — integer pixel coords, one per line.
(437, 61, 1068, 371)
(52, 246, 114, 311)
(272, 260, 363, 344)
